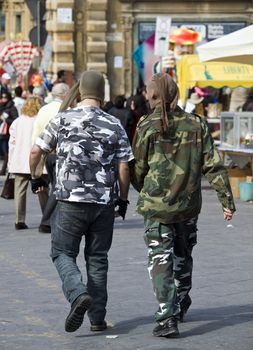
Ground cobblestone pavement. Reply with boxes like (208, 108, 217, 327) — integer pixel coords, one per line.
(0, 175, 252, 350)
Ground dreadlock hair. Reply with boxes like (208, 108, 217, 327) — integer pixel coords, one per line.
(147, 73, 179, 135)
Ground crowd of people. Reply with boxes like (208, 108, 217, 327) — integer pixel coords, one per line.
(0, 69, 150, 234)
(0, 70, 70, 232)
(0, 69, 236, 339)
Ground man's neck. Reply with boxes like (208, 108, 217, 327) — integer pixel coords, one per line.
(79, 99, 101, 108)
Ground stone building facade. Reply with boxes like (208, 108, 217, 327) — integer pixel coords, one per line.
(1, 0, 253, 98)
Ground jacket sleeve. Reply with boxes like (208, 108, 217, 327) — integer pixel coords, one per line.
(201, 120, 236, 211)
(32, 115, 41, 144)
(130, 127, 150, 192)
(6, 106, 18, 124)
(7, 120, 16, 171)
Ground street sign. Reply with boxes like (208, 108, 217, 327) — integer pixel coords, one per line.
(57, 8, 72, 23)
(154, 16, 171, 57)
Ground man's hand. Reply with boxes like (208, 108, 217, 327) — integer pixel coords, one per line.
(30, 177, 48, 194)
(223, 208, 234, 221)
(115, 198, 129, 220)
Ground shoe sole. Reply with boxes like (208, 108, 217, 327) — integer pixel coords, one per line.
(90, 324, 107, 332)
(65, 295, 92, 332)
(15, 226, 28, 230)
(38, 230, 51, 234)
(153, 328, 179, 338)
(165, 330, 180, 338)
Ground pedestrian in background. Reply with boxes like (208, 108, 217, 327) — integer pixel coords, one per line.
(53, 70, 67, 85)
(8, 97, 48, 230)
(103, 100, 114, 113)
(129, 94, 149, 143)
(13, 86, 25, 116)
(32, 82, 70, 233)
(130, 73, 235, 338)
(0, 92, 18, 175)
(108, 95, 134, 139)
(242, 88, 253, 111)
(33, 86, 46, 104)
(29, 70, 133, 333)
(0, 72, 11, 95)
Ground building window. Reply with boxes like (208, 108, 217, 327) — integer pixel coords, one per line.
(15, 13, 22, 38)
(0, 12, 5, 39)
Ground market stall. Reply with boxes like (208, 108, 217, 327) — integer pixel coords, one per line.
(197, 24, 253, 65)
(176, 54, 253, 106)
(219, 111, 253, 175)
(177, 55, 253, 199)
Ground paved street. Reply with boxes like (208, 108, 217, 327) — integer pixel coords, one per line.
(0, 175, 252, 350)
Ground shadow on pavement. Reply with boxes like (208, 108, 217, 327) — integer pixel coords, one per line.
(181, 303, 253, 337)
(76, 304, 253, 339)
(76, 315, 153, 338)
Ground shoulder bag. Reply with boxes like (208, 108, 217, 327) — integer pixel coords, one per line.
(1, 173, 14, 199)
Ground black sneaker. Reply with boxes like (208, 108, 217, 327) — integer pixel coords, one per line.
(153, 317, 179, 338)
(65, 294, 93, 332)
(15, 222, 28, 230)
(38, 224, 51, 233)
(90, 320, 107, 332)
(179, 296, 192, 322)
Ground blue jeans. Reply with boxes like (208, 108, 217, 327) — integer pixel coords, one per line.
(51, 201, 114, 323)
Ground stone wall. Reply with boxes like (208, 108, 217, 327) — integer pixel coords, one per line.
(46, 0, 74, 80)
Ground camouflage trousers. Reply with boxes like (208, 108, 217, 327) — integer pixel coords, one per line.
(144, 216, 198, 322)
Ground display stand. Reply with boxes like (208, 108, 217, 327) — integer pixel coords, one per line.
(218, 146, 253, 176)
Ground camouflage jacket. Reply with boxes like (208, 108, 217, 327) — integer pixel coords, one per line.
(36, 105, 133, 204)
(130, 106, 235, 224)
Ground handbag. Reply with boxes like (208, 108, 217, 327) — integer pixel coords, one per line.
(1, 173, 14, 199)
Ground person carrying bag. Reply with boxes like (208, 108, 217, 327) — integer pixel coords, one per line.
(1, 173, 14, 199)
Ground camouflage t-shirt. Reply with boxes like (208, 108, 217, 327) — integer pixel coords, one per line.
(36, 105, 134, 204)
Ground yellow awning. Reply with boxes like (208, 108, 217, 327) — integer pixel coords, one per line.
(177, 54, 253, 105)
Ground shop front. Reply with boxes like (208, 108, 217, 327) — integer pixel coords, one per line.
(133, 20, 248, 90)
(118, 0, 253, 96)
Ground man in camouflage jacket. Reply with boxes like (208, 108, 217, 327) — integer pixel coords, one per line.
(130, 73, 235, 338)
(30, 71, 133, 333)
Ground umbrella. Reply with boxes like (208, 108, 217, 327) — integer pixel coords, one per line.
(197, 25, 253, 65)
(0, 40, 38, 76)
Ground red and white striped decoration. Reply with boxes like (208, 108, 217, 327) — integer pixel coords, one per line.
(0, 40, 38, 76)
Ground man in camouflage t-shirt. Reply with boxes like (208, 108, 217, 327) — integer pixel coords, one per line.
(30, 71, 134, 333)
(130, 73, 235, 338)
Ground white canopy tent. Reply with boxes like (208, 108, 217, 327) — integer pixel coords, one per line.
(197, 25, 253, 65)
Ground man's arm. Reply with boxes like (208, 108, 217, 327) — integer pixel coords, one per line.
(30, 144, 46, 179)
(130, 129, 149, 192)
(29, 144, 49, 193)
(115, 161, 130, 220)
(118, 161, 130, 200)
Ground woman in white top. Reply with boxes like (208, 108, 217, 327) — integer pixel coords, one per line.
(8, 97, 48, 230)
